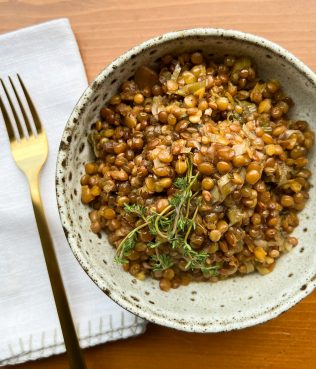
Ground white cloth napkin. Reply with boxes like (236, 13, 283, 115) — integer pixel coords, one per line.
(0, 19, 146, 366)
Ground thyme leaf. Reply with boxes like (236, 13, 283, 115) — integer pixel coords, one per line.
(124, 203, 146, 219)
(151, 254, 174, 271)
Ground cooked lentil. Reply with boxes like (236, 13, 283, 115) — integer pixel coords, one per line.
(81, 52, 314, 291)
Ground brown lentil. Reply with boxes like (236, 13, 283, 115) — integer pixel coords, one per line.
(217, 161, 232, 173)
(198, 162, 214, 175)
(209, 229, 222, 242)
(202, 177, 215, 190)
(246, 170, 261, 185)
(175, 159, 188, 174)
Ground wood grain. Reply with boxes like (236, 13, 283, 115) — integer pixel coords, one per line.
(1, 0, 316, 82)
(1, 1, 315, 368)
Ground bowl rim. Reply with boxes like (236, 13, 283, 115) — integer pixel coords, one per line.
(56, 27, 316, 332)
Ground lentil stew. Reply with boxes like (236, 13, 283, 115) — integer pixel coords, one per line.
(80, 52, 314, 292)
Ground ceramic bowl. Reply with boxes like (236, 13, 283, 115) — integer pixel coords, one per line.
(56, 28, 316, 332)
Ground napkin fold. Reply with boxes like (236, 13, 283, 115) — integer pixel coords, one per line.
(0, 19, 146, 366)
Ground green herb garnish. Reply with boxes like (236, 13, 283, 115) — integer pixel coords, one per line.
(151, 254, 174, 271)
(124, 203, 146, 220)
(114, 157, 220, 276)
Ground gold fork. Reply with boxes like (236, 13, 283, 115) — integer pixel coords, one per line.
(0, 76, 87, 369)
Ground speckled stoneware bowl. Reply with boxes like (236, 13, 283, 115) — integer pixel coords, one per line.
(56, 28, 316, 332)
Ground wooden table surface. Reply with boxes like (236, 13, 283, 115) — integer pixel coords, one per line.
(1, 0, 316, 368)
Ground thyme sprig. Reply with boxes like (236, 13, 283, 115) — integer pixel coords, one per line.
(114, 157, 220, 276)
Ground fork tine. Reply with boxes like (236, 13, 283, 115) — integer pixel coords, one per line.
(17, 75, 42, 133)
(9, 77, 33, 137)
(0, 95, 15, 142)
(0, 78, 24, 139)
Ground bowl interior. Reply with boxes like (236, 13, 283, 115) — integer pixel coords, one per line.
(56, 29, 316, 332)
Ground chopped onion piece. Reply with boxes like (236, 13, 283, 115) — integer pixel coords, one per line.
(233, 143, 247, 155)
(242, 124, 256, 140)
(225, 91, 235, 104)
(256, 150, 266, 161)
(180, 147, 192, 153)
(277, 162, 289, 185)
(208, 133, 219, 142)
(151, 96, 164, 118)
(232, 56, 252, 75)
(159, 68, 172, 84)
(218, 173, 235, 199)
(240, 101, 257, 118)
(228, 207, 243, 225)
(250, 82, 266, 102)
(262, 126, 273, 133)
(171, 63, 182, 81)
(153, 158, 166, 168)
(175, 80, 207, 96)
(218, 173, 232, 188)
(210, 185, 221, 203)
(239, 167, 246, 181)
(280, 129, 304, 140)
(206, 133, 229, 145)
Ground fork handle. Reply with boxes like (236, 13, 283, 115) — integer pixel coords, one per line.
(28, 173, 87, 369)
